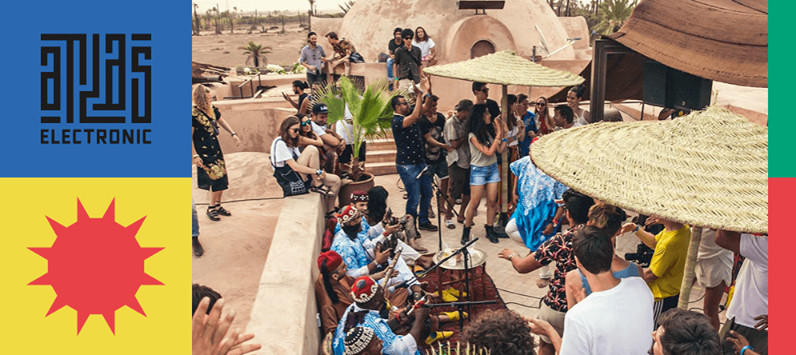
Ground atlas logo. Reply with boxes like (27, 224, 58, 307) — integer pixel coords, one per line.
(40, 34, 152, 145)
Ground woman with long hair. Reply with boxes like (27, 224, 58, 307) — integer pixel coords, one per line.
(270, 116, 341, 212)
(298, 114, 324, 149)
(192, 85, 241, 221)
(533, 96, 554, 134)
(461, 103, 506, 244)
(413, 26, 436, 70)
(567, 85, 590, 126)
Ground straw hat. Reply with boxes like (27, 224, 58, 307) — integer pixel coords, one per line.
(530, 107, 767, 233)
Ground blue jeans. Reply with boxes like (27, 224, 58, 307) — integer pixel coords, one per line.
(397, 163, 432, 224)
(386, 58, 395, 90)
(387, 57, 395, 79)
(192, 199, 200, 237)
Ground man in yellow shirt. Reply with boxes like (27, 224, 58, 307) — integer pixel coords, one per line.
(622, 216, 690, 324)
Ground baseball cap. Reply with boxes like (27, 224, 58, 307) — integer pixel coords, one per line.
(312, 103, 329, 114)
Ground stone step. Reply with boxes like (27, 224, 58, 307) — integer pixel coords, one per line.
(366, 138, 396, 151)
(365, 149, 397, 163)
(366, 162, 397, 176)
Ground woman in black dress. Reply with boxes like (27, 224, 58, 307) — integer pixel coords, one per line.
(192, 85, 241, 221)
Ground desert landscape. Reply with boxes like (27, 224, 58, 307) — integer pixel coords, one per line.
(193, 24, 311, 70)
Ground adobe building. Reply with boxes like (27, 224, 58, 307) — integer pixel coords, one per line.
(311, 0, 592, 109)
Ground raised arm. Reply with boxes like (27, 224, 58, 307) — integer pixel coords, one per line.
(401, 78, 427, 128)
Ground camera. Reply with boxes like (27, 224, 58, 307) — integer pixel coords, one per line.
(625, 243, 655, 267)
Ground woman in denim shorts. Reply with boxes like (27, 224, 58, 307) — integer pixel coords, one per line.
(461, 103, 507, 244)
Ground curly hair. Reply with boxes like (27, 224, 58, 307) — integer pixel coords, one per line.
(461, 309, 536, 355)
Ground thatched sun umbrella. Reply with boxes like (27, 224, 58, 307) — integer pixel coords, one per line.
(423, 50, 585, 224)
(530, 107, 768, 308)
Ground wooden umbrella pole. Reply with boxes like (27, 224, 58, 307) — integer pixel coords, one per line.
(499, 85, 510, 217)
(677, 226, 703, 309)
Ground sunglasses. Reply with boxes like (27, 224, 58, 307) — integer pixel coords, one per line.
(291, 128, 300, 133)
(403, 37, 413, 40)
(536, 102, 546, 106)
(481, 89, 489, 93)
(301, 120, 311, 126)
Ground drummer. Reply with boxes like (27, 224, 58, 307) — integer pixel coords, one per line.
(348, 190, 432, 268)
(330, 205, 424, 297)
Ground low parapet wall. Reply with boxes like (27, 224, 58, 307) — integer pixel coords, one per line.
(246, 193, 325, 354)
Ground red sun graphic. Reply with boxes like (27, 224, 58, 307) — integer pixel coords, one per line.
(28, 198, 163, 334)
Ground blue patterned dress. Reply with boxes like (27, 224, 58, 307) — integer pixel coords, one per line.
(334, 217, 372, 245)
(332, 304, 420, 355)
(510, 156, 568, 249)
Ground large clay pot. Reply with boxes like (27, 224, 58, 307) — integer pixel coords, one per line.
(338, 172, 375, 207)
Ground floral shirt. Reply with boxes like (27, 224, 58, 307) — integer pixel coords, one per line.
(532, 224, 583, 312)
(332, 39, 356, 58)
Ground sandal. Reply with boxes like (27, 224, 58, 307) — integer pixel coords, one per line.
(206, 206, 220, 221)
(310, 185, 333, 197)
(216, 205, 231, 216)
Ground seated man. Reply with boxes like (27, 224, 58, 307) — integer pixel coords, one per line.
(330, 205, 422, 296)
(333, 276, 430, 355)
(650, 308, 722, 355)
(316, 250, 409, 336)
(559, 226, 654, 354)
(345, 190, 431, 266)
(324, 32, 363, 82)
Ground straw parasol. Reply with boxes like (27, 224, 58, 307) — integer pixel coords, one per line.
(424, 50, 585, 223)
(422, 50, 584, 87)
(530, 106, 767, 308)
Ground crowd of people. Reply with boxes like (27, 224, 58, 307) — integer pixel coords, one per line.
(190, 25, 768, 355)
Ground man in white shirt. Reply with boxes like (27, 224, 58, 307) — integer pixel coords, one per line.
(716, 231, 768, 354)
(559, 226, 654, 355)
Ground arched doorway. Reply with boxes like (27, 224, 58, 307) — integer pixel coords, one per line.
(471, 40, 496, 59)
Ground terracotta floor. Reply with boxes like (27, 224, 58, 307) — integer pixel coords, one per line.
(373, 173, 727, 332)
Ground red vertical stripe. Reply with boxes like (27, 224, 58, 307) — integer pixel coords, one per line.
(769, 178, 789, 353)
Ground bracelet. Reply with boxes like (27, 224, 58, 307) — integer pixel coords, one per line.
(501, 138, 508, 143)
(508, 253, 518, 261)
(634, 224, 640, 233)
(740, 345, 753, 355)
(231, 132, 237, 136)
(552, 219, 559, 226)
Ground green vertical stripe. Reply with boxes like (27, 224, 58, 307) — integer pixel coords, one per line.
(770, 2, 787, 177)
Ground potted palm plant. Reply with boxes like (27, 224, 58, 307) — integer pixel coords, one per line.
(319, 77, 396, 206)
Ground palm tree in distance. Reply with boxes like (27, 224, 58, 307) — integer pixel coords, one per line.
(593, 0, 637, 35)
(240, 42, 272, 69)
(193, 3, 201, 35)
